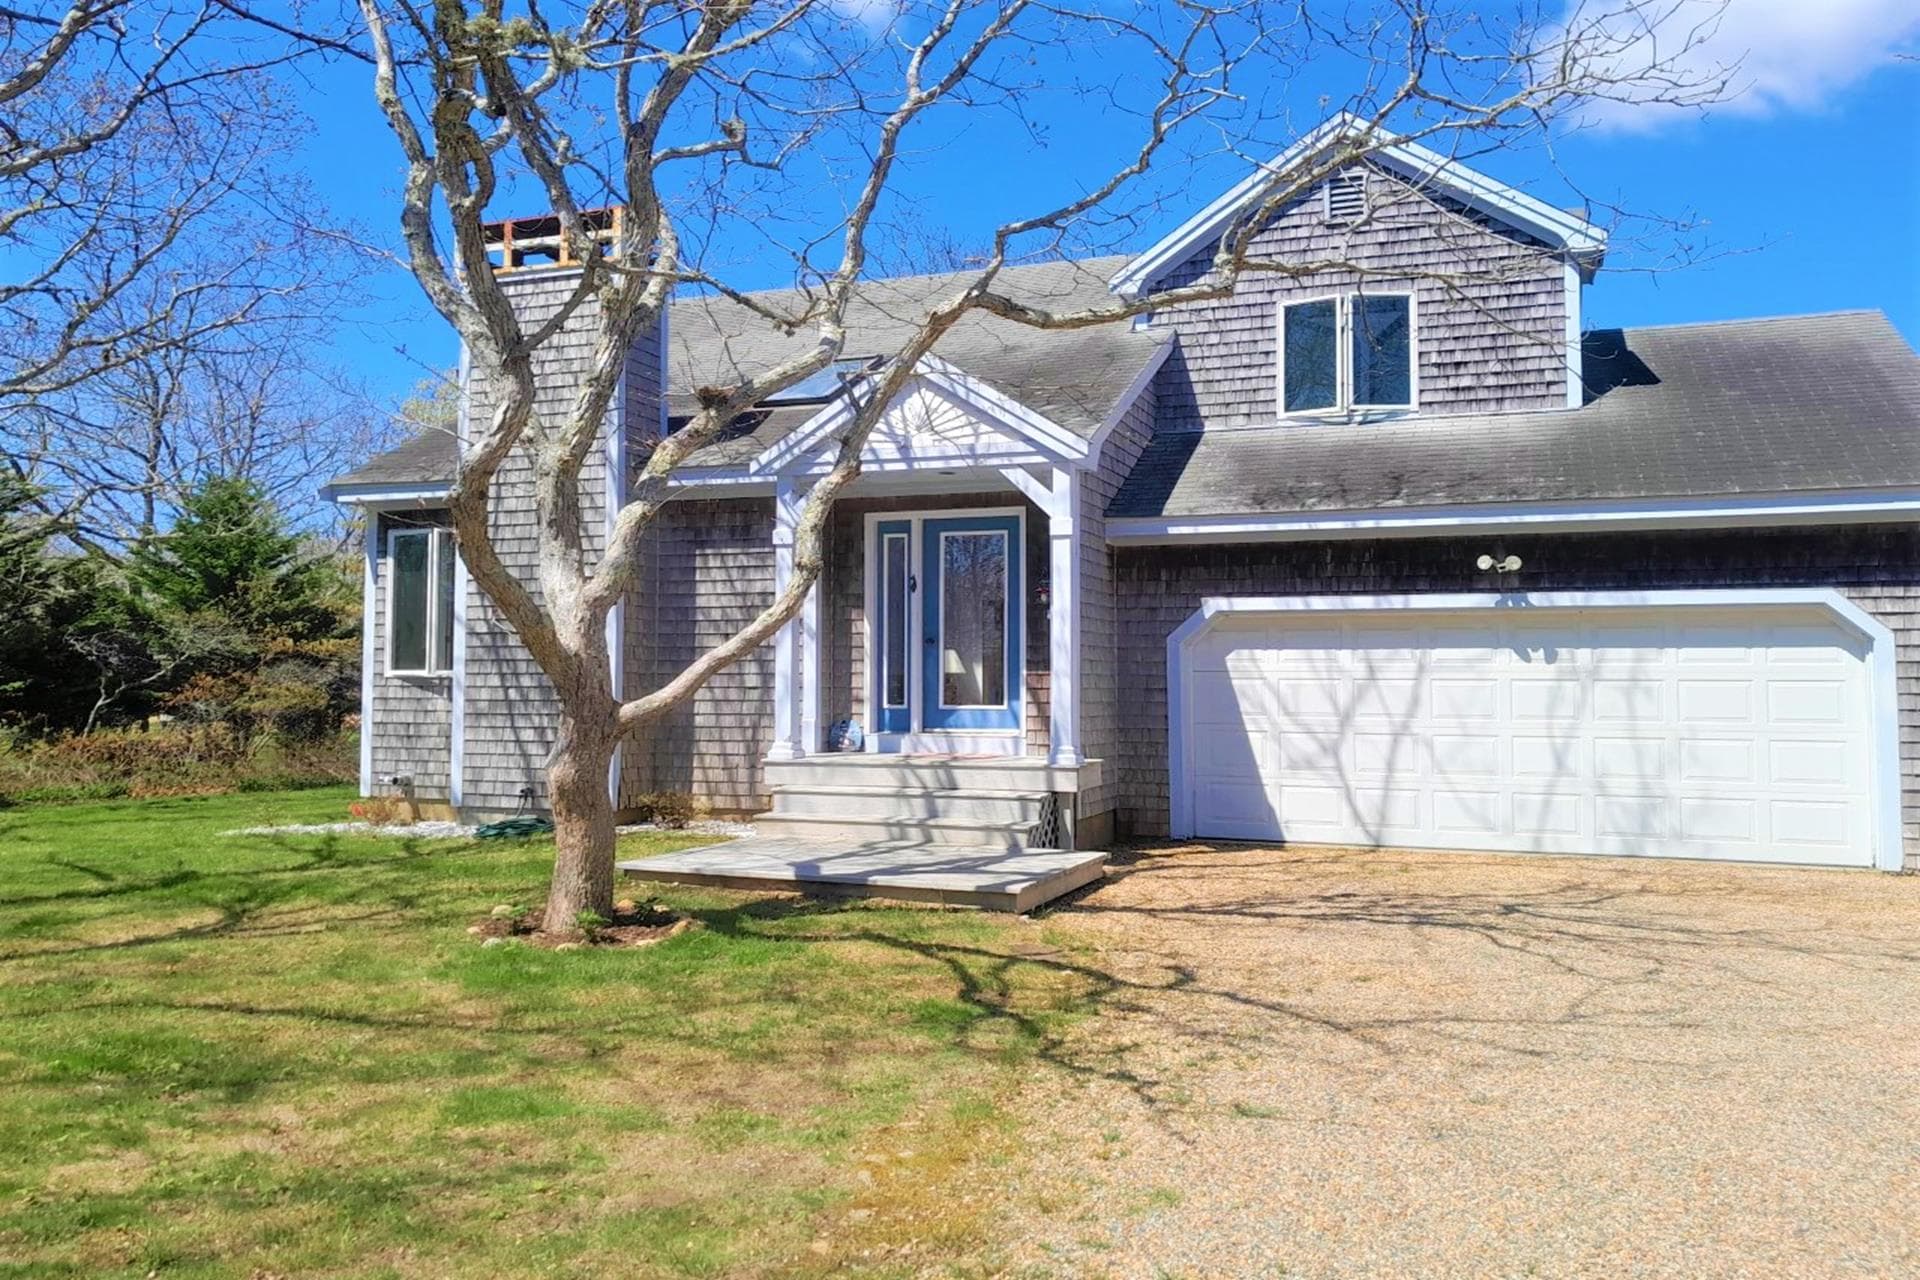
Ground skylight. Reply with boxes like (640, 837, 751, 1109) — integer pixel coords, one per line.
(761, 357, 880, 405)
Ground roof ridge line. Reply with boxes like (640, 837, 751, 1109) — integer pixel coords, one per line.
(1605, 308, 1887, 334)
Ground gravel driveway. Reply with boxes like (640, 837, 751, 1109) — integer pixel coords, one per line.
(994, 843, 1920, 1279)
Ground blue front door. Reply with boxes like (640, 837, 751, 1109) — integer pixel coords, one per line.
(920, 514, 1022, 731)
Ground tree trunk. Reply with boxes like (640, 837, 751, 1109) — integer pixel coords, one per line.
(542, 713, 618, 933)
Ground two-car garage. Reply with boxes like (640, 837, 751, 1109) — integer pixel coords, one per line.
(1167, 591, 1903, 870)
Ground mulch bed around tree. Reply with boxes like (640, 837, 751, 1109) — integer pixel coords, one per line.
(468, 898, 695, 949)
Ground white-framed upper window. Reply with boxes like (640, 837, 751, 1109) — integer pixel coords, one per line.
(386, 525, 456, 676)
(1279, 292, 1416, 417)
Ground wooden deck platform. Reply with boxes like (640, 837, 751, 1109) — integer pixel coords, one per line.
(617, 836, 1105, 913)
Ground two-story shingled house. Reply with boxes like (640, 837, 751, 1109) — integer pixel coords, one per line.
(326, 117, 1920, 873)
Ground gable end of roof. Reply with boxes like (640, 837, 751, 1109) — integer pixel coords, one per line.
(1110, 113, 1608, 300)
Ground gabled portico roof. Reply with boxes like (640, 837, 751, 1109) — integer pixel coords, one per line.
(667, 256, 1170, 469)
(745, 354, 1099, 477)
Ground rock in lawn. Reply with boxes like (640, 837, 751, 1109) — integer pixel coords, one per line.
(489, 905, 516, 918)
(554, 941, 584, 952)
(480, 937, 507, 949)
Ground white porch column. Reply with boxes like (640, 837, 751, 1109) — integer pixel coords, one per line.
(768, 475, 818, 761)
(800, 561, 822, 755)
(1047, 465, 1083, 767)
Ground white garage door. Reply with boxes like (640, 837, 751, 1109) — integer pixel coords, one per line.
(1180, 606, 1881, 866)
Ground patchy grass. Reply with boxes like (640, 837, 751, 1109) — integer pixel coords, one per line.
(0, 788, 1093, 1277)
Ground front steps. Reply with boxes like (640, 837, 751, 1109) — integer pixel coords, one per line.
(759, 755, 1094, 852)
(619, 837, 1106, 912)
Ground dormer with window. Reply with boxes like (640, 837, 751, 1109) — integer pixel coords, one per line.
(1109, 115, 1606, 429)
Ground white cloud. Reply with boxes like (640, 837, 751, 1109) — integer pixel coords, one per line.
(826, 0, 898, 35)
(1565, 0, 1920, 132)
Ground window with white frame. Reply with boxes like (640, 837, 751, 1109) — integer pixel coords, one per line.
(1279, 292, 1415, 416)
(387, 526, 456, 675)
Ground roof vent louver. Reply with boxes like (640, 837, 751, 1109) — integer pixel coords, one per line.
(1324, 171, 1368, 226)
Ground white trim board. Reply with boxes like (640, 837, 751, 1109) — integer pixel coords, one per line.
(1163, 588, 1904, 872)
(449, 346, 471, 809)
(358, 519, 378, 797)
(1111, 112, 1607, 300)
(325, 483, 454, 507)
(1108, 490, 1920, 544)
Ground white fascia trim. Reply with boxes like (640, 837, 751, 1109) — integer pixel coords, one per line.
(358, 519, 377, 797)
(1110, 112, 1607, 300)
(748, 353, 1089, 476)
(1108, 489, 1920, 544)
(449, 346, 471, 809)
(1563, 261, 1584, 410)
(1165, 588, 1904, 872)
(668, 471, 776, 495)
(325, 482, 454, 507)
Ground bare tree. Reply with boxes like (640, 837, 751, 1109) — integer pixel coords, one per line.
(0, 1, 361, 540)
(19, 302, 390, 546)
(340, 0, 1726, 932)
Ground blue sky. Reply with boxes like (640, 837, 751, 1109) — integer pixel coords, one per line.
(296, 2, 1920, 407)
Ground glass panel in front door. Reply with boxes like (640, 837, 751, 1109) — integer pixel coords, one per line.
(882, 533, 909, 708)
(938, 531, 1008, 708)
(874, 521, 913, 734)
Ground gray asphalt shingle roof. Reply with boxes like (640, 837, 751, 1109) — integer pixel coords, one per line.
(328, 427, 457, 489)
(667, 255, 1168, 465)
(332, 302, 1920, 518)
(331, 255, 1170, 484)
(1106, 311, 1920, 520)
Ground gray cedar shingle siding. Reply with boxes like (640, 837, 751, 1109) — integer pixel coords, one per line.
(369, 511, 452, 799)
(1110, 525, 1920, 869)
(1146, 164, 1569, 432)
(617, 303, 668, 803)
(636, 497, 777, 812)
(1074, 378, 1158, 825)
(458, 272, 617, 817)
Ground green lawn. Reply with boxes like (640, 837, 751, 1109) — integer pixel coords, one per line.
(0, 789, 1091, 1278)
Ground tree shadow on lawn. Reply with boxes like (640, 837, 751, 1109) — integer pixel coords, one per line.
(10, 833, 1919, 1116)
(0, 824, 557, 949)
